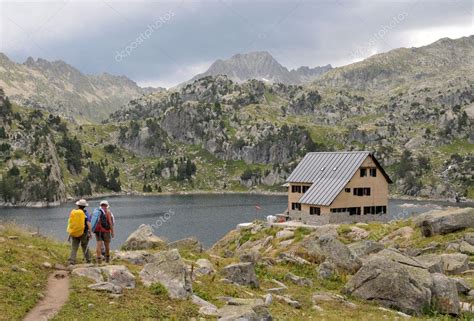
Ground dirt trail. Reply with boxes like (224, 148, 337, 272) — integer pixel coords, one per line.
(23, 270, 70, 321)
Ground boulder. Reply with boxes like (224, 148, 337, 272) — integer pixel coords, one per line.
(464, 232, 474, 245)
(100, 265, 135, 289)
(343, 250, 432, 315)
(285, 272, 312, 287)
(430, 273, 460, 316)
(167, 237, 203, 253)
(459, 241, 474, 255)
(273, 294, 301, 309)
(276, 229, 294, 240)
(122, 224, 166, 250)
(72, 267, 103, 283)
(114, 250, 154, 265)
(217, 304, 271, 321)
(346, 226, 369, 241)
(380, 226, 414, 244)
(451, 277, 471, 295)
(413, 207, 474, 237)
(348, 240, 384, 258)
(222, 262, 259, 288)
(277, 252, 311, 265)
(415, 254, 444, 273)
(88, 282, 122, 294)
(192, 295, 218, 317)
(194, 258, 215, 275)
(318, 261, 336, 279)
(139, 249, 192, 299)
(440, 253, 469, 274)
(318, 234, 361, 274)
(312, 291, 356, 309)
(239, 250, 261, 264)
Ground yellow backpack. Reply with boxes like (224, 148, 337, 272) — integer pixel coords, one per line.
(67, 209, 85, 238)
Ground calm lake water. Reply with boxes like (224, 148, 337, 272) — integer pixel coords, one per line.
(0, 194, 472, 249)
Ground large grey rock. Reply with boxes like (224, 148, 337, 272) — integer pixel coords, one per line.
(348, 240, 384, 258)
(346, 226, 369, 241)
(139, 249, 192, 299)
(222, 262, 259, 288)
(416, 254, 444, 273)
(239, 250, 261, 264)
(459, 241, 474, 255)
(464, 232, 474, 245)
(195, 258, 215, 276)
(122, 224, 166, 250)
(430, 273, 460, 316)
(101, 265, 135, 289)
(440, 253, 469, 274)
(413, 207, 474, 237)
(192, 295, 218, 317)
(217, 297, 271, 321)
(451, 277, 471, 295)
(88, 282, 122, 294)
(275, 229, 294, 240)
(318, 261, 336, 279)
(318, 234, 362, 274)
(277, 252, 311, 265)
(114, 250, 155, 265)
(72, 267, 103, 283)
(343, 250, 432, 315)
(285, 272, 312, 287)
(168, 237, 203, 253)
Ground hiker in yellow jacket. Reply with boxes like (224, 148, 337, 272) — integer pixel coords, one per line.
(67, 199, 92, 265)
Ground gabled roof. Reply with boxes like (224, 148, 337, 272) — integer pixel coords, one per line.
(286, 151, 391, 206)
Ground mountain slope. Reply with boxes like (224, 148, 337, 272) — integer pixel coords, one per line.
(318, 35, 474, 91)
(188, 51, 332, 85)
(0, 54, 160, 121)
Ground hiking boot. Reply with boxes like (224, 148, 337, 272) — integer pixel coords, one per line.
(96, 257, 102, 265)
(105, 256, 110, 263)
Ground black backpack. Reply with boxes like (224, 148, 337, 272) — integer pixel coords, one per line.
(99, 209, 111, 230)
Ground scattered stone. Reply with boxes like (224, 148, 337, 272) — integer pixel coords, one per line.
(348, 240, 384, 258)
(446, 242, 460, 252)
(42, 262, 52, 269)
(451, 278, 471, 294)
(8, 235, 19, 240)
(274, 295, 301, 308)
(194, 258, 215, 275)
(266, 287, 287, 294)
(168, 237, 203, 253)
(460, 302, 474, 313)
(88, 303, 94, 309)
(54, 263, 67, 270)
(413, 207, 474, 237)
(318, 234, 361, 274)
(114, 250, 154, 265)
(464, 232, 474, 246)
(88, 282, 122, 294)
(101, 265, 136, 289)
(109, 294, 122, 299)
(72, 267, 104, 283)
(459, 241, 474, 255)
(222, 262, 259, 288)
(121, 224, 166, 250)
(217, 304, 271, 320)
(263, 293, 273, 306)
(279, 239, 294, 248)
(276, 229, 294, 240)
(346, 226, 369, 241)
(192, 295, 218, 317)
(312, 291, 356, 308)
(440, 253, 469, 274)
(380, 226, 414, 244)
(227, 298, 264, 306)
(430, 273, 460, 315)
(139, 249, 192, 299)
(285, 272, 312, 287)
(11, 265, 20, 272)
(37, 293, 45, 299)
(277, 252, 311, 265)
(318, 261, 336, 279)
(239, 250, 261, 264)
(468, 290, 474, 297)
(262, 236, 273, 248)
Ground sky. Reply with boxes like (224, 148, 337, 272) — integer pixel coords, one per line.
(1, 0, 473, 88)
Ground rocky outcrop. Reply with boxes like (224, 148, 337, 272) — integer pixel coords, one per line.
(430, 273, 460, 315)
(318, 234, 362, 274)
(139, 249, 192, 299)
(413, 207, 474, 237)
(122, 224, 166, 250)
(222, 262, 259, 288)
(100, 265, 136, 289)
(167, 237, 203, 253)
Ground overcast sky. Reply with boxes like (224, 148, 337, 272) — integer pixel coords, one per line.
(1, 0, 473, 88)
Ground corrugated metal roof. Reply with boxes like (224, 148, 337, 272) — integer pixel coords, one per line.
(286, 151, 370, 206)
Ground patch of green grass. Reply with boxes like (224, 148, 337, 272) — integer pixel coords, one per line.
(149, 282, 168, 297)
(293, 227, 312, 242)
(439, 139, 474, 155)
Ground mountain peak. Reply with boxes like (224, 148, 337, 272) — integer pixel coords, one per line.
(187, 51, 332, 85)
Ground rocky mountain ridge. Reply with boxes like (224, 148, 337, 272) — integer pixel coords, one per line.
(188, 51, 332, 85)
(0, 53, 161, 121)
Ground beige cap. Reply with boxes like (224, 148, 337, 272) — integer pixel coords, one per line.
(75, 199, 89, 207)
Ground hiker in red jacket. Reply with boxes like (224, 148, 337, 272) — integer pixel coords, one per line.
(94, 200, 114, 264)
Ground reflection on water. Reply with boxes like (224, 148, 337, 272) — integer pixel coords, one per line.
(0, 194, 471, 249)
